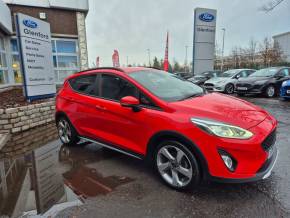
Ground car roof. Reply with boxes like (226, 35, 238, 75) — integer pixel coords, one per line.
(66, 67, 154, 80)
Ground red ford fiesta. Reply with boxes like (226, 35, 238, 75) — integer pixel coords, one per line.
(55, 67, 278, 190)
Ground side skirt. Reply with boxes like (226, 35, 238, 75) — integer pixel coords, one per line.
(79, 136, 144, 160)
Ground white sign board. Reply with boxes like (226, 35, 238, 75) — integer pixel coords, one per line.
(15, 13, 56, 101)
(193, 8, 217, 75)
(32, 140, 65, 214)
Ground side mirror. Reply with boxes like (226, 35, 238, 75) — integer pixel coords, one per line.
(120, 96, 141, 112)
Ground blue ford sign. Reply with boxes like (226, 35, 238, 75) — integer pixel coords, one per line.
(23, 19, 38, 28)
(199, 13, 215, 22)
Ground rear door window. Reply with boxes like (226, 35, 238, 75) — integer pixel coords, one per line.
(69, 74, 99, 96)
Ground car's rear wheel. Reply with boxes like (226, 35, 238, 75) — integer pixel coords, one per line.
(57, 117, 79, 146)
(225, 83, 234, 94)
(265, 85, 276, 98)
(154, 140, 200, 190)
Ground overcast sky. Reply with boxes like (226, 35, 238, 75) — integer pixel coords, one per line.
(85, 0, 290, 67)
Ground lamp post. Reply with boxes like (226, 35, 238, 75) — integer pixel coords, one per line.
(185, 45, 189, 74)
(221, 28, 226, 71)
(147, 49, 151, 67)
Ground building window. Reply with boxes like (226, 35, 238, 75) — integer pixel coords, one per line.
(52, 39, 79, 83)
(0, 37, 8, 85)
(10, 39, 22, 83)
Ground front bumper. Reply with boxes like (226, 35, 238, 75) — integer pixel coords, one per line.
(280, 86, 290, 98)
(185, 114, 278, 183)
(209, 146, 278, 183)
(204, 84, 226, 92)
(235, 85, 264, 94)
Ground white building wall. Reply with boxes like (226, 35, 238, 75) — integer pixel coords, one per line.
(273, 32, 290, 62)
(0, 0, 12, 34)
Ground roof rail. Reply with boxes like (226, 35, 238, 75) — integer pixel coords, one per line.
(76, 67, 125, 74)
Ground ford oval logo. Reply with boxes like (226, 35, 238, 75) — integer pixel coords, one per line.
(199, 13, 215, 22)
(23, 19, 38, 28)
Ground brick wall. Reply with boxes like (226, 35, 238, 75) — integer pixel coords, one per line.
(0, 100, 55, 134)
(0, 122, 58, 159)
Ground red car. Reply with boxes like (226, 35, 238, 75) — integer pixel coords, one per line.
(56, 67, 278, 190)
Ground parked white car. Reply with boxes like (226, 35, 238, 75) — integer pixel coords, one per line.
(204, 69, 255, 94)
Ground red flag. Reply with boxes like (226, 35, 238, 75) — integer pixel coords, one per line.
(112, 50, 120, 67)
(163, 31, 169, 72)
(96, 56, 100, 67)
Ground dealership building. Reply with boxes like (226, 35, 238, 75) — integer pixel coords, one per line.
(0, 0, 89, 88)
(273, 31, 290, 62)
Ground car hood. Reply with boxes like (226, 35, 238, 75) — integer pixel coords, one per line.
(205, 77, 230, 84)
(238, 76, 270, 83)
(169, 93, 269, 129)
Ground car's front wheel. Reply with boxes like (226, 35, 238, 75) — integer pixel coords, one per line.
(225, 83, 234, 94)
(57, 117, 79, 146)
(154, 140, 200, 190)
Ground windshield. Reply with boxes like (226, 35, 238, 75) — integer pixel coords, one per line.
(249, 68, 278, 77)
(129, 70, 204, 102)
(219, 69, 238, 78)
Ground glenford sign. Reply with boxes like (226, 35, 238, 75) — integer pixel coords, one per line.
(15, 13, 56, 101)
(193, 8, 217, 75)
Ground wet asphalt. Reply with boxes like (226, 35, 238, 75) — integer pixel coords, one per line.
(0, 96, 290, 218)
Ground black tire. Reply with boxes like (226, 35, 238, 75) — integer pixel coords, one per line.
(154, 140, 200, 191)
(264, 85, 276, 98)
(225, 83, 235, 94)
(57, 116, 80, 146)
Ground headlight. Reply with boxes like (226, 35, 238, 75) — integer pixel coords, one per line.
(191, 118, 253, 139)
(282, 81, 288, 87)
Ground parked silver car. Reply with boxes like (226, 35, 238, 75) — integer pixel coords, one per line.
(204, 69, 255, 94)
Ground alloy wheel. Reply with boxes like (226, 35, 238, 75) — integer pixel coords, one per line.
(58, 119, 72, 144)
(226, 84, 234, 94)
(266, 86, 275, 97)
(157, 145, 193, 188)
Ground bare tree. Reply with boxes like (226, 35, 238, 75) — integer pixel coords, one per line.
(260, 0, 286, 12)
(259, 37, 272, 67)
(230, 47, 240, 68)
(247, 38, 258, 67)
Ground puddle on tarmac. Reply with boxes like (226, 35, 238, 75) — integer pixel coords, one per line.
(0, 123, 134, 217)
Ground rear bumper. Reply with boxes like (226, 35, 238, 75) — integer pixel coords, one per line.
(209, 146, 278, 183)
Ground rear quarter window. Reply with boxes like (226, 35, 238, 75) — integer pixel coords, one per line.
(69, 74, 99, 96)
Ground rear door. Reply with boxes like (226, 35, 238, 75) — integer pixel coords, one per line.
(67, 73, 102, 137)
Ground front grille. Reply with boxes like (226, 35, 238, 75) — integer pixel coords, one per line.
(286, 88, 290, 96)
(204, 83, 214, 90)
(262, 129, 276, 152)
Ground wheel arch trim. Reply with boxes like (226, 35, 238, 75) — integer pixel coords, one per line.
(146, 130, 210, 179)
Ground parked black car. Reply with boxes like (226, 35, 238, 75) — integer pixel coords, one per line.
(236, 67, 290, 97)
(188, 70, 222, 86)
(173, 72, 193, 80)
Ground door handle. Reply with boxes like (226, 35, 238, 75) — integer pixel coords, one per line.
(95, 105, 106, 110)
